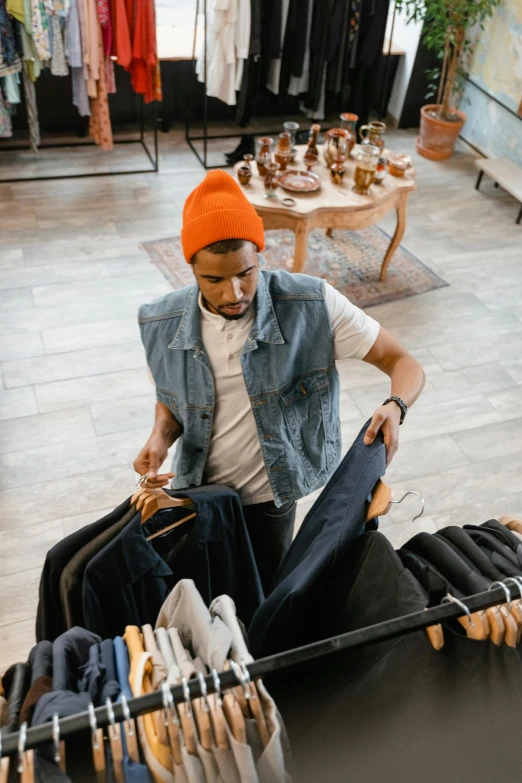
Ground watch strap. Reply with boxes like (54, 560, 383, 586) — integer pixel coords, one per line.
(382, 396, 408, 424)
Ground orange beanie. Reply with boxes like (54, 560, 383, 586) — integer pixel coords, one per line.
(181, 170, 265, 262)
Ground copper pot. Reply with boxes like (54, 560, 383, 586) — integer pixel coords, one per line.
(324, 128, 350, 167)
(274, 132, 292, 171)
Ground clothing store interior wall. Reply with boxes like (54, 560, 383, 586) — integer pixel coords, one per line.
(1, 0, 522, 779)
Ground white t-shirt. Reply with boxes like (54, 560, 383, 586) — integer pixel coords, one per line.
(199, 282, 380, 505)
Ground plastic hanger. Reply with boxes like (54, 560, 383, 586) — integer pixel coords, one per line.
(52, 714, 66, 774)
(161, 683, 184, 766)
(88, 703, 106, 783)
(0, 728, 9, 783)
(209, 670, 230, 750)
(366, 481, 425, 523)
(230, 660, 271, 748)
(17, 723, 34, 783)
(498, 514, 522, 536)
(105, 699, 124, 783)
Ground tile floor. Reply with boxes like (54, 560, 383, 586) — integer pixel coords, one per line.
(1, 125, 522, 669)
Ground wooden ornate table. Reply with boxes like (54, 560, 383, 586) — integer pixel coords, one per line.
(235, 144, 416, 281)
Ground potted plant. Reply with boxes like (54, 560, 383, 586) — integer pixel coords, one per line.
(397, 0, 502, 160)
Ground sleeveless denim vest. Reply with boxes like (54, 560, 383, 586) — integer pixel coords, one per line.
(138, 270, 341, 506)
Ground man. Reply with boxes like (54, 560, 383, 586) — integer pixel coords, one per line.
(135, 170, 425, 591)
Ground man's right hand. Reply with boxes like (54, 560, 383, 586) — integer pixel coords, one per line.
(133, 431, 175, 489)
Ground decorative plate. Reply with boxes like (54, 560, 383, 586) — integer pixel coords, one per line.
(278, 169, 321, 193)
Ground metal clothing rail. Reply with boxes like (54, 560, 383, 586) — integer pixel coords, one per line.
(0, 98, 159, 183)
(1, 581, 521, 757)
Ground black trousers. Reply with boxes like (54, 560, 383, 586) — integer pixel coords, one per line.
(242, 500, 296, 596)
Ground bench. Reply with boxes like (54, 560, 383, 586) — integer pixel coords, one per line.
(475, 158, 522, 224)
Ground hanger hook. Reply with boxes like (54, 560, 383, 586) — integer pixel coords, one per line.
(88, 703, 100, 750)
(390, 490, 425, 523)
(230, 660, 251, 701)
(181, 677, 193, 718)
(136, 472, 150, 488)
(18, 722, 28, 774)
(105, 698, 116, 727)
(197, 672, 210, 713)
(211, 668, 223, 706)
(488, 581, 512, 614)
(52, 714, 61, 764)
(504, 576, 522, 601)
(120, 694, 134, 737)
(161, 682, 180, 728)
(442, 592, 474, 626)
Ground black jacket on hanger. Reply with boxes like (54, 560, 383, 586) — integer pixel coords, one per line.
(465, 524, 522, 567)
(36, 497, 133, 642)
(402, 532, 490, 596)
(249, 419, 386, 658)
(0, 662, 31, 735)
(82, 486, 263, 639)
(272, 531, 522, 783)
(481, 519, 522, 549)
(436, 527, 506, 582)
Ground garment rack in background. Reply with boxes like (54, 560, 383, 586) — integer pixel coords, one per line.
(185, 0, 397, 170)
(1, 581, 520, 757)
(0, 97, 159, 183)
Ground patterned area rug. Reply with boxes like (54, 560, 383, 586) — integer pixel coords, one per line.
(141, 226, 447, 309)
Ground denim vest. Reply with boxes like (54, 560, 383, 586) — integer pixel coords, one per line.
(138, 270, 341, 506)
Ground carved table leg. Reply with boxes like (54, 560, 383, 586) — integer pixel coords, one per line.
(292, 221, 310, 273)
(326, 228, 333, 238)
(380, 194, 408, 282)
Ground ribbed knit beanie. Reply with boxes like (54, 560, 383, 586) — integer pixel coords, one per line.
(181, 170, 265, 262)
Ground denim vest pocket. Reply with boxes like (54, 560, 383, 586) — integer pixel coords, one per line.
(280, 372, 330, 486)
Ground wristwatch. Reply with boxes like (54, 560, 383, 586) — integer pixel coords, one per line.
(382, 396, 408, 425)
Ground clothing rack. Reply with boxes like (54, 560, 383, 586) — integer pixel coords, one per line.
(1, 581, 520, 757)
(185, 0, 397, 170)
(0, 97, 159, 184)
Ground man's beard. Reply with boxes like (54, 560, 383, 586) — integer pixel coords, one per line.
(201, 293, 251, 320)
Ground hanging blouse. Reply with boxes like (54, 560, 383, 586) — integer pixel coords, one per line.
(89, 30, 113, 149)
(0, 82, 12, 137)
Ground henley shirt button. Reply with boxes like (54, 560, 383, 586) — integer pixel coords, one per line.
(227, 333, 233, 339)
(228, 354, 233, 360)
(200, 413, 209, 419)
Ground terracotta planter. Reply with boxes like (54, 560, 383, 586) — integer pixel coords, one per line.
(416, 104, 467, 161)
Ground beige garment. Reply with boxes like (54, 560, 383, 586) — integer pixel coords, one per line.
(156, 580, 233, 673)
(210, 596, 292, 783)
(83, 0, 100, 96)
(143, 625, 169, 690)
(155, 628, 181, 686)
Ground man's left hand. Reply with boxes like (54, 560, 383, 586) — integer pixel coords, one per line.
(363, 403, 401, 467)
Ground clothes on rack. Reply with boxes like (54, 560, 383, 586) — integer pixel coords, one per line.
(269, 530, 522, 782)
(1, 0, 160, 151)
(248, 418, 386, 658)
(2, 580, 293, 782)
(37, 486, 263, 643)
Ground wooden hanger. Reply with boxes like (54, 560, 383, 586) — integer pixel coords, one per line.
(502, 578, 522, 642)
(423, 609, 444, 650)
(498, 514, 522, 535)
(208, 670, 230, 750)
(366, 480, 392, 522)
(178, 679, 198, 756)
(229, 658, 271, 747)
(221, 662, 246, 744)
(120, 695, 140, 764)
(88, 704, 106, 783)
(193, 673, 215, 753)
(141, 490, 193, 525)
(501, 611, 518, 648)
(160, 684, 183, 767)
(17, 724, 34, 783)
(485, 607, 505, 645)
(105, 700, 124, 783)
(145, 511, 196, 541)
